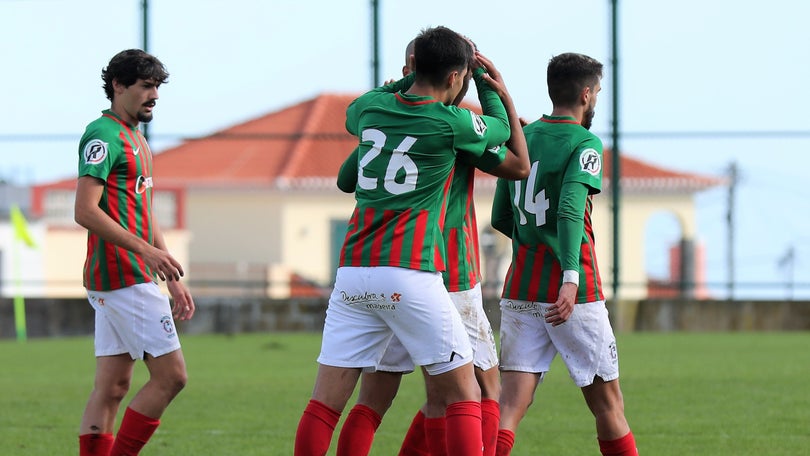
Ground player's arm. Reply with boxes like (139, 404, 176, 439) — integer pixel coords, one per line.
(151, 206, 195, 320)
(490, 177, 514, 238)
(373, 72, 416, 94)
(545, 181, 588, 325)
(74, 176, 184, 282)
(470, 53, 530, 179)
(471, 61, 510, 147)
(337, 147, 359, 193)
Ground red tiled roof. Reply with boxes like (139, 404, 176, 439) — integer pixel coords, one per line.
(152, 92, 722, 192)
(35, 93, 723, 194)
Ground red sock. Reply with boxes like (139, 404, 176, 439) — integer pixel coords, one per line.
(425, 416, 448, 456)
(481, 399, 500, 456)
(446, 400, 483, 456)
(109, 408, 160, 456)
(598, 431, 638, 456)
(79, 433, 114, 456)
(495, 429, 515, 456)
(294, 399, 341, 456)
(336, 404, 381, 456)
(398, 410, 429, 456)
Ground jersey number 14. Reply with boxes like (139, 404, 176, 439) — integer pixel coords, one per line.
(514, 161, 550, 227)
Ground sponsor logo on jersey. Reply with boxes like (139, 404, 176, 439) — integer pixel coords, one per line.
(487, 144, 502, 155)
(470, 112, 487, 136)
(160, 315, 176, 338)
(579, 148, 601, 176)
(135, 175, 154, 194)
(133, 147, 140, 156)
(83, 139, 108, 165)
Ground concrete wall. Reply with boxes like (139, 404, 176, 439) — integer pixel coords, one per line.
(2, 297, 808, 340)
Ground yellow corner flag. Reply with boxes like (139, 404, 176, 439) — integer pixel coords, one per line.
(9, 203, 36, 342)
(10, 204, 36, 249)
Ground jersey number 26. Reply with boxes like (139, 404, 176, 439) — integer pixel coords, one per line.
(358, 129, 418, 195)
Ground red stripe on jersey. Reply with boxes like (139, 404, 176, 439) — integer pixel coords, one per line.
(508, 246, 527, 298)
(339, 209, 360, 266)
(104, 165, 125, 289)
(434, 242, 445, 272)
(370, 210, 395, 265)
(356, 208, 376, 265)
(395, 92, 441, 106)
(409, 209, 428, 269)
(582, 196, 603, 301)
(120, 130, 140, 286)
(501, 263, 514, 298)
(390, 210, 407, 266)
(438, 168, 455, 231)
(464, 175, 481, 286)
(446, 228, 460, 287)
(525, 245, 544, 301)
(85, 236, 99, 290)
(547, 253, 562, 302)
(540, 117, 580, 125)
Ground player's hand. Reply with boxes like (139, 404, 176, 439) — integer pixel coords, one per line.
(168, 280, 195, 321)
(519, 117, 530, 127)
(141, 244, 184, 281)
(475, 51, 509, 99)
(545, 283, 577, 326)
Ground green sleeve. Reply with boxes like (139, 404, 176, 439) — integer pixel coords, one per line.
(78, 124, 121, 180)
(337, 147, 359, 193)
(557, 181, 589, 271)
(372, 72, 415, 94)
(450, 67, 510, 171)
(491, 177, 514, 238)
(472, 67, 509, 146)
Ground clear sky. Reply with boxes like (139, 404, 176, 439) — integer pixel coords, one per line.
(1, 0, 808, 299)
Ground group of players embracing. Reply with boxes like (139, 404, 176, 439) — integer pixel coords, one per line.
(294, 25, 639, 456)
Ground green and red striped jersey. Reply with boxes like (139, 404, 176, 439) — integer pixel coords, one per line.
(492, 115, 605, 303)
(443, 163, 482, 291)
(78, 110, 156, 291)
(340, 77, 509, 273)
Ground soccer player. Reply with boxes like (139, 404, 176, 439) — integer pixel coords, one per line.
(294, 26, 516, 456)
(490, 52, 638, 456)
(74, 49, 195, 456)
(335, 39, 529, 456)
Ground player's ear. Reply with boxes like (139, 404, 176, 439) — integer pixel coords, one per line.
(580, 86, 592, 107)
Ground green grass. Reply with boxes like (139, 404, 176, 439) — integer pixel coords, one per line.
(1, 332, 809, 455)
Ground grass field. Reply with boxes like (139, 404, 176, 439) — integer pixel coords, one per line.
(1, 331, 809, 455)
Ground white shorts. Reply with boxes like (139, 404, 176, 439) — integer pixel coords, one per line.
(376, 283, 498, 373)
(87, 282, 181, 360)
(499, 299, 619, 387)
(318, 266, 472, 376)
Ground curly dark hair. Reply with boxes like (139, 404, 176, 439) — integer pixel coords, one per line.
(547, 53, 603, 107)
(101, 49, 169, 101)
(412, 26, 473, 87)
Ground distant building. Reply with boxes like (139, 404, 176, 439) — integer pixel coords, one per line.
(22, 93, 723, 299)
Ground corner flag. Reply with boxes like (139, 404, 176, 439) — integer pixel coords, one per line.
(9, 204, 36, 342)
(10, 204, 37, 248)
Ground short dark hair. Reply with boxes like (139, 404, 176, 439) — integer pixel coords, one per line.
(102, 49, 169, 101)
(547, 53, 603, 107)
(412, 26, 473, 87)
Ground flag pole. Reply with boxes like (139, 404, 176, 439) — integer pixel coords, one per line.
(10, 203, 36, 342)
(12, 235, 27, 342)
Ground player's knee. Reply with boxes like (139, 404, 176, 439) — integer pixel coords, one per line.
(102, 378, 131, 403)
